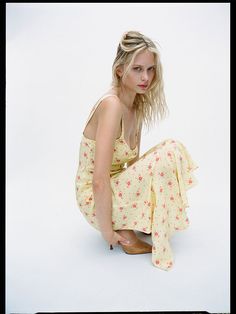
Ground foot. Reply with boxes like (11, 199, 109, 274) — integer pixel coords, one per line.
(116, 230, 138, 245)
(116, 230, 152, 254)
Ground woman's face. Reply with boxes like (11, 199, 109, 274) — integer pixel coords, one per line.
(118, 49, 156, 94)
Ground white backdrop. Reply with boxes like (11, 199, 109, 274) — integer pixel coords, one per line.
(6, 3, 230, 314)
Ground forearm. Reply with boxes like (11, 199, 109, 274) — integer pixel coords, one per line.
(92, 178, 113, 235)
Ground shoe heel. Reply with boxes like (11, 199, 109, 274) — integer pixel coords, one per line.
(109, 244, 113, 250)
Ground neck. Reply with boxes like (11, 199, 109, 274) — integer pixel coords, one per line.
(111, 86, 136, 110)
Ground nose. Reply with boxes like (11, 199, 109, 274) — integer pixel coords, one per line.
(141, 71, 148, 81)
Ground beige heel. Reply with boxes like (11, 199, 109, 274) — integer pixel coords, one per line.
(120, 238, 152, 255)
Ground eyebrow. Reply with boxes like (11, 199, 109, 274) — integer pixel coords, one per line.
(132, 64, 156, 67)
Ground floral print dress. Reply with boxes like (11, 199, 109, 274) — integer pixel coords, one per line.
(75, 94, 198, 271)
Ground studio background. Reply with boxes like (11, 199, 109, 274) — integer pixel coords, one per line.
(6, 3, 230, 313)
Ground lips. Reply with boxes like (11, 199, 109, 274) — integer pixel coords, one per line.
(138, 84, 148, 89)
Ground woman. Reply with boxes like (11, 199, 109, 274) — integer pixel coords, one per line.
(75, 31, 198, 271)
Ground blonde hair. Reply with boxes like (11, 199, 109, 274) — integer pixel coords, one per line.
(112, 31, 168, 131)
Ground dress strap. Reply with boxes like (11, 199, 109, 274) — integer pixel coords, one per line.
(120, 115, 125, 139)
(83, 94, 120, 130)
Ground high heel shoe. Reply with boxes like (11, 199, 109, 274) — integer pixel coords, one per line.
(119, 238, 152, 255)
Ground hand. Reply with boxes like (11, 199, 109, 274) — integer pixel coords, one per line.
(101, 230, 130, 247)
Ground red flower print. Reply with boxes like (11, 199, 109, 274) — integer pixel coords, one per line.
(118, 192, 123, 198)
(119, 207, 123, 212)
(132, 203, 137, 208)
(186, 218, 189, 223)
(138, 175, 143, 181)
(160, 172, 164, 177)
(142, 227, 147, 232)
(156, 157, 160, 162)
(92, 213, 96, 217)
(179, 207, 183, 212)
(85, 142, 88, 146)
(188, 178, 193, 184)
(160, 187, 163, 193)
(77, 176, 80, 180)
(147, 202, 151, 207)
(114, 148, 117, 152)
(154, 232, 159, 237)
(176, 216, 179, 220)
(141, 212, 145, 218)
(170, 195, 174, 201)
(83, 152, 88, 158)
(91, 159, 94, 164)
(155, 260, 160, 265)
(89, 196, 93, 201)
(134, 221, 137, 226)
(167, 152, 172, 157)
(149, 172, 153, 176)
(115, 180, 119, 186)
(148, 164, 152, 170)
(136, 191, 140, 197)
(123, 215, 127, 220)
(168, 181, 172, 186)
(126, 180, 131, 187)
(162, 203, 166, 208)
(112, 221, 115, 225)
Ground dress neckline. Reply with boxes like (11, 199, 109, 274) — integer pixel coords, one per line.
(82, 93, 138, 152)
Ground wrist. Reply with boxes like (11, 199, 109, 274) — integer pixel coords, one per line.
(101, 229, 114, 241)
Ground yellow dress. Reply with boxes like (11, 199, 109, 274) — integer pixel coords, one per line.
(75, 94, 198, 271)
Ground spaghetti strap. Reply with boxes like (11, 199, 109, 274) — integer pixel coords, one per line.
(83, 94, 120, 131)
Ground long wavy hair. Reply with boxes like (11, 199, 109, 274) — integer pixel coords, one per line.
(111, 31, 168, 131)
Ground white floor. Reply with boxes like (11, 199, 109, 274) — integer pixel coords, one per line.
(6, 158, 230, 314)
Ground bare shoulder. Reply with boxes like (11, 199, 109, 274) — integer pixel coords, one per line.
(97, 95, 123, 119)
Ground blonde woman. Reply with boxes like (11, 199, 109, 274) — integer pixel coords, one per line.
(75, 31, 198, 271)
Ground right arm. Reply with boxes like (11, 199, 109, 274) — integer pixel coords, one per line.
(92, 97, 130, 247)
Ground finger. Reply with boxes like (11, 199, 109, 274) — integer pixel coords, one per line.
(118, 236, 130, 244)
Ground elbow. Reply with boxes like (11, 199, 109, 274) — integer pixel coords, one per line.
(92, 176, 110, 191)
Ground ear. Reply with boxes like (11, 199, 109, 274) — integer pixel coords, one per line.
(116, 65, 124, 78)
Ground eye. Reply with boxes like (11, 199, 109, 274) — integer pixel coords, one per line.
(133, 67, 142, 72)
(148, 66, 155, 71)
